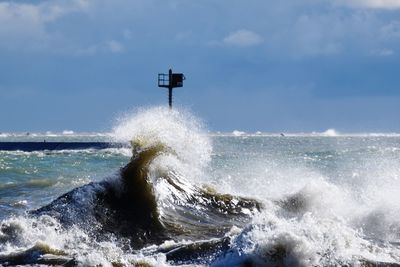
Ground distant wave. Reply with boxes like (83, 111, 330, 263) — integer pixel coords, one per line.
(211, 131, 400, 137)
(1, 131, 400, 139)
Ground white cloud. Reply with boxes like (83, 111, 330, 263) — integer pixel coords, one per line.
(75, 40, 125, 56)
(0, 0, 91, 51)
(338, 0, 400, 9)
(122, 29, 133, 40)
(0, 0, 130, 55)
(287, 14, 345, 56)
(223, 29, 263, 47)
(106, 40, 124, 53)
(0, 3, 44, 40)
(373, 48, 395, 56)
(380, 21, 400, 39)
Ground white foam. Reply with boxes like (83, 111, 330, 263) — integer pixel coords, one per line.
(213, 200, 400, 266)
(1, 108, 400, 265)
(216, 211, 399, 266)
(0, 213, 194, 267)
(321, 128, 339, 136)
(112, 106, 212, 172)
(12, 200, 28, 207)
(232, 130, 246, 136)
(0, 215, 173, 266)
(206, 134, 400, 266)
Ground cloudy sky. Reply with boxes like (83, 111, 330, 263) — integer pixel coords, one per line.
(0, 0, 399, 132)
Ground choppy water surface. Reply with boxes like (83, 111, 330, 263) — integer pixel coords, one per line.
(1, 108, 400, 266)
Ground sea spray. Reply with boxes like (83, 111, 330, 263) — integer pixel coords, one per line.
(112, 107, 211, 165)
(1, 108, 400, 266)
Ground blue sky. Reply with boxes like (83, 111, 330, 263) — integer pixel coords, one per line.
(0, 0, 399, 133)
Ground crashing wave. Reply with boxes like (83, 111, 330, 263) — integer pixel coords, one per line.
(1, 107, 400, 267)
(0, 118, 261, 265)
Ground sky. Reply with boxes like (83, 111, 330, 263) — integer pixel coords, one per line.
(0, 0, 399, 133)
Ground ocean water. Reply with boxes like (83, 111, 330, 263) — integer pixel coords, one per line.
(0, 107, 400, 266)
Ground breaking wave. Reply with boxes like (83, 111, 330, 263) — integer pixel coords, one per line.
(0, 107, 400, 266)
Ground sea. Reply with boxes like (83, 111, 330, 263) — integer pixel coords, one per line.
(0, 107, 400, 267)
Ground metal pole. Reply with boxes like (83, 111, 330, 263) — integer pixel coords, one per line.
(168, 87, 172, 109)
(168, 69, 173, 109)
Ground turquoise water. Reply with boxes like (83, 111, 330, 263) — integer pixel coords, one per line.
(0, 146, 127, 220)
(1, 108, 400, 266)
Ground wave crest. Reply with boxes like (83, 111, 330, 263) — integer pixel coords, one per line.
(112, 107, 211, 171)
